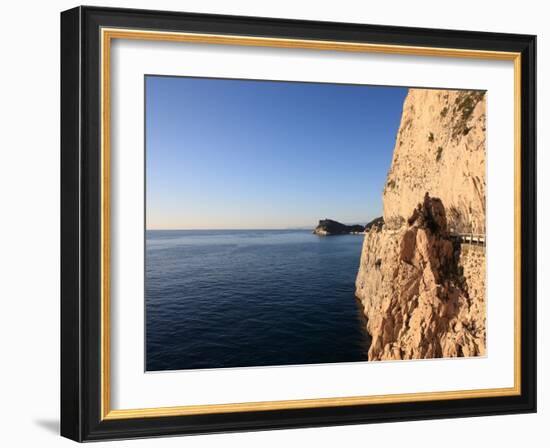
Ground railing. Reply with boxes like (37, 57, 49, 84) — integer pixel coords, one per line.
(449, 233, 486, 246)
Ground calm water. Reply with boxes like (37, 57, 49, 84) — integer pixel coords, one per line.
(146, 229, 370, 371)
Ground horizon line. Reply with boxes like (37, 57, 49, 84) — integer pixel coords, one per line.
(146, 221, 376, 231)
(145, 220, 378, 231)
(146, 227, 316, 231)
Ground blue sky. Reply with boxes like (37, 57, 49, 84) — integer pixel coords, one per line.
(145, 76, 407, 229)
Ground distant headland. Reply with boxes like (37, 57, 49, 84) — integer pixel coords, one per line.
(313, 217, 383, 236)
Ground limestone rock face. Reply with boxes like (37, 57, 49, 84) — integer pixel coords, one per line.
(354, 88, 487, 361)
(355, 194, 486, 360)
(383, 89, 486, 234)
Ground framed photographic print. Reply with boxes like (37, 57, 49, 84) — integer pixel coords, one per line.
(60, 6, 537, 442)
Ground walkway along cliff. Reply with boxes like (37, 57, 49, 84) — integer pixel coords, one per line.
(355, 89, 487, 361)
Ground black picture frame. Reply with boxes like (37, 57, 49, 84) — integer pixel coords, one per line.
(61, 5, 536, 442)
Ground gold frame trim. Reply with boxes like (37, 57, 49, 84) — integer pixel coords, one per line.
(100, 28, 522, 421)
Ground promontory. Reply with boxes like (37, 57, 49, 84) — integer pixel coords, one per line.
(313, 219, 364, 236)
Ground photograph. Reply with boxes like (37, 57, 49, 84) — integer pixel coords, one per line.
(144, 76, 487, 371)
(57, 4, 538, 442)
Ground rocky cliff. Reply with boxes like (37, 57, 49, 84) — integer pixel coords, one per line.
(383, 89, 486, 234)
(355, 89, 486, 361)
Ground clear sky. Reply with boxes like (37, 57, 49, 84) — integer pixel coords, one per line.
(145, 76, 408, 230)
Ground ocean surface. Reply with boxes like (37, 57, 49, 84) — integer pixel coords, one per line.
(146, 229, 371, 371)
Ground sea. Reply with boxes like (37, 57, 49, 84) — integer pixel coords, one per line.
(146, 229, 371, 371)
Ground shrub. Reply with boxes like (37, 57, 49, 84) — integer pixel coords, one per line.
(451, 91, 485, 139)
